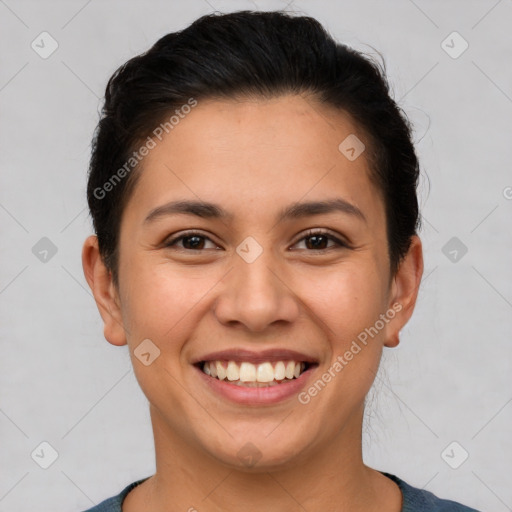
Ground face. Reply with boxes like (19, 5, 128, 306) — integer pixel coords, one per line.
(84, 94, 422, 471)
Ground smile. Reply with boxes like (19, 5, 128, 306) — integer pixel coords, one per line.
(201, 360, 309, 387)
(192, 348, 319, 404)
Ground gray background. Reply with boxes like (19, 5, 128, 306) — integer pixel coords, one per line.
(1, 0, 511, 510)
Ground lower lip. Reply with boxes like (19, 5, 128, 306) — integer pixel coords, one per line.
(195, 364, 317, 405)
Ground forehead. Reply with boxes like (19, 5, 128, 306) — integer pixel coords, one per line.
(124, 94, 384, 228)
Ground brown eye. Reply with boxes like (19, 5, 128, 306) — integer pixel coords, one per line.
(304, 234, 330, 250)
(293, 230, 347, 251)
(180, 235, 206, 250)
(164, 232, 218, 251)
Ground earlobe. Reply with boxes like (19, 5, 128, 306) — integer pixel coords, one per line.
(384, 236, 424, 348)
(385, 330, 400, 349)
(81, 235, 128, 346)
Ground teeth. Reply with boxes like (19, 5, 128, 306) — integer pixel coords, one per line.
(285, 361, 295, 379)
(256, 362, 274, 382)
(233, 380, 283, 387)
(201, 360, 307, 384)
(226, 361, 240, 381)
(215, 361, 225, 380)
(274, 361, 286, 380)
(239, 362, 256, 382)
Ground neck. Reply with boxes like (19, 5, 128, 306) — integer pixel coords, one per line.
(124, 403, 402, 512)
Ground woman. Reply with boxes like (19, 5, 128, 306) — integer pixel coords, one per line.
(81, 10, 480, 512)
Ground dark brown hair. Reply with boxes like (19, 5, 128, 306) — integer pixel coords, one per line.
(87, 10, 421, 287)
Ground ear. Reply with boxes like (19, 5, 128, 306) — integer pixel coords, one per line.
(384, 235, 423, 348)
(82, 235, 127, 346)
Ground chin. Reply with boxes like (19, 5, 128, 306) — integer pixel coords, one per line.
(202, 431, 312, 472)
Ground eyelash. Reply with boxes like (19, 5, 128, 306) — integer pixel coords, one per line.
(163, 229, 348, 252)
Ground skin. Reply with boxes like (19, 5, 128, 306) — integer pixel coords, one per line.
(82, 93, 423, 512)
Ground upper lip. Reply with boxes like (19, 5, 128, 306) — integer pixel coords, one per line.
(192, 349, 319, 365)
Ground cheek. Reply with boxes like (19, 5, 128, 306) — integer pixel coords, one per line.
(302, 262, 388, 338)
(121, 264, 209, 412)
(120, 259, 208, 346)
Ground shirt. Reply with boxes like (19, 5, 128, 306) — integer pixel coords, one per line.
(81, 472, 481, 511)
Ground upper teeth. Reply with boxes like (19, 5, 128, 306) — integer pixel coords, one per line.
(202, 360, 305, 382)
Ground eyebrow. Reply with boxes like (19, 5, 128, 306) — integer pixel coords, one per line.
(143, 197, 366, 225)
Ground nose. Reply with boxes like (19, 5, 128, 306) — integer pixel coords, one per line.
(213, 247, 300, 333)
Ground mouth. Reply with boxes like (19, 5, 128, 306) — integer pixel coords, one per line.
(196, 360, 314, 387)
(192, 349, 319, 405)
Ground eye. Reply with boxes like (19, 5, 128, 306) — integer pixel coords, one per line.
(292, 229, 348, 251)
(163, 229, 348, 252)
(163, 231, 219, 251)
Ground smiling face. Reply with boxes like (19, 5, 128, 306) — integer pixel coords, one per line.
(83, 93, 422, 473)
